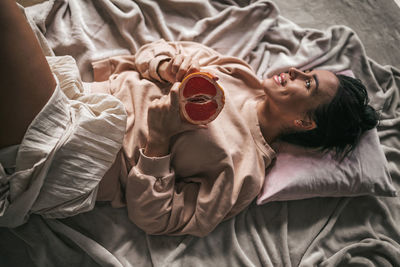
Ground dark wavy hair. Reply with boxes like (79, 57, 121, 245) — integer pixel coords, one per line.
(280, 74, 379, 159)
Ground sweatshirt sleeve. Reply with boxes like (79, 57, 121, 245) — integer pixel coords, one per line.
(125, 148, 241, 237)
(134, 39, 176, 83)
(92, 38, 259, 86)
(92, 39, 179, 84)
(91, 39, 174, 84)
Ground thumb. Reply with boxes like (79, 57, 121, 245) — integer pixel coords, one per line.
(169, 82, 181, 109)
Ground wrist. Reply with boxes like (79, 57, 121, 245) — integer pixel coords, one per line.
(144, 138, 170, 157)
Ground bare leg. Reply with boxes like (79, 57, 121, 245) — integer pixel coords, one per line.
(0, 0, 56, 148)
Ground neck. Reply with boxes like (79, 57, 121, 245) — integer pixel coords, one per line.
(256, 97, 286, 144)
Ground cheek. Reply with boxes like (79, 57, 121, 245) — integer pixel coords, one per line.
(262, 78, 286, 97)
(270, 92, 310, 114)
(263, 80, 310, 108)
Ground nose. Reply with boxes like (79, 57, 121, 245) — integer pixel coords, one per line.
(288, 67, 310, 80)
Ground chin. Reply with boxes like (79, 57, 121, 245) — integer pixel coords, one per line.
(261, 78, 275, 95)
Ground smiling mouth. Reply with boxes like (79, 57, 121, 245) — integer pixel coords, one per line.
(273, 73, 285, 86)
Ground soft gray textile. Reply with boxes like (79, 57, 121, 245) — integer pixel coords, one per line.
(1, 0, 399, 266)
(274, 0, 400, 67)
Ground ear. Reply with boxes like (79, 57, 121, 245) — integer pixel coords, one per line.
(294, 119, 316, 131)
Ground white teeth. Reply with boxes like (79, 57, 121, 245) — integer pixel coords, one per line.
(278, 76, 282, 84)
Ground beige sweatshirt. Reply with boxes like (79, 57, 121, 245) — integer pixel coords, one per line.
(91, 40, 275, 237)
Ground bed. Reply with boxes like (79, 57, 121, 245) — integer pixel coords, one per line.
(1, 0, 400, 266)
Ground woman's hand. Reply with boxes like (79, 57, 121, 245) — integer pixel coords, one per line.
(144, 83, 206, 157)
(158, 54, 200, 84)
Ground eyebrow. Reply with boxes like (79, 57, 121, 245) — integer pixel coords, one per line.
(312, 74, 319, 95)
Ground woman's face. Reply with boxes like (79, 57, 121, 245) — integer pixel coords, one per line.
(262, 68, 339, 121)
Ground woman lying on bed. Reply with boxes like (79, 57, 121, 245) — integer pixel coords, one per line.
(0, 0, 377, 236)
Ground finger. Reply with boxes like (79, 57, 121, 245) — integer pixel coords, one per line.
(163, 66, 175, 84)
(176, 55, 192, 82)
(171, 55, 183, 75)
(157, 59, 175, 84)
(148, 96, 163, 112)
(187, 60, 200, 76)
(169, 82, 181, 109)
(149, 97, 160, 106)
